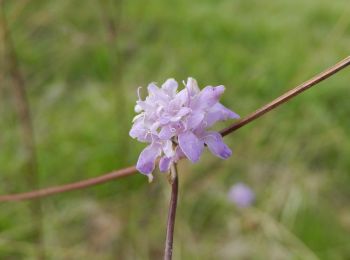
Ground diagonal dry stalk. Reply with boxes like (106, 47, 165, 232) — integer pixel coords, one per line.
(0, 166, 136, 201)
(1, 2, 45, 259)
(220, 55, 350, 136)
(0, 56, 349, 202)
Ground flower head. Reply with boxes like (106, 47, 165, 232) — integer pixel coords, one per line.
(228, 183, 255, 208)
(130, 77, 239, 180)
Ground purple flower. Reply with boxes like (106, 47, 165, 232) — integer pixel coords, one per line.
(129, 77, 239, 180)
(228, 183, 255, 208)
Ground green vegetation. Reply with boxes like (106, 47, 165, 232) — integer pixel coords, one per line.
(1, 0, 350, 259)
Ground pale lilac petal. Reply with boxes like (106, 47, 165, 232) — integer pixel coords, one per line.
(163, 140, 175, 158)
(186, 77, 200, 97)
(171, 121, 185, 133)
(162, 78, 178, 97)
(202, 132, 232, 159)
(136, 100, 154, 111)
(168, 98, 181, 111)
(150, 121, 161, 132)
(147, 83, 159, 95)
(192, 85, 225, 110)
(129, 121, 150, 142)
(175, 107, 191, 118)
(187, 112, 204, 129)
(176, 89, 189, 106)
(158, 115, 170, 125)
(132, 113, 144, 123)
(136, 143, 162, 174)
(134, 104, 143, 113)
(159, 156, 172, 172)
(178, 131, 204, 162)
(159, 125, 175, 140)
(147, 83, 168, 101)
(170, 116, 183, 122)
(205, 103, 240, 127)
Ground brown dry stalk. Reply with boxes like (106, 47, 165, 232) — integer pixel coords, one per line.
(220, 56, 350, 136)
(0, 56, 349, 202)
(0, 166, 136, 202)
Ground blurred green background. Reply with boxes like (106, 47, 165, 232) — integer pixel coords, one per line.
(1, 0, 350, 259)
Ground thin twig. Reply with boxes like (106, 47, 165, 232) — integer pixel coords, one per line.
(220, 56, 350, 136)
(0, 166, 136, 202)
(0, 56, 349, 202)
(164, 163, 179, 260)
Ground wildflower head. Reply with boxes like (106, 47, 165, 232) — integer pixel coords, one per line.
(129, 77, 240, 180)
(228, 183, 255, 208)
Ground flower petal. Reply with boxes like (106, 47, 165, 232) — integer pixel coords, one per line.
(178, 131, 204, 162)
(202, 132, 232, 159)
(136, 100, 154, 112)
(162, 78, 178, 97)
(159, 125, 175, 140)
(159, 156, 172, 172)
(186, 77, 200, 96)
(163, 140, 175, 158)
(186, 111, 204, 130)
(136, 143, 162, 174)
(129, 121, 151, 142)
(205, 103, 240, 127)
(175, 107, 191, 118)
(192, 85, 225, 110)
(147, 83, 168, 102)
(176, 89, 189, 106)
(147, 83, 160, 95)
(150, 121, 161, 132)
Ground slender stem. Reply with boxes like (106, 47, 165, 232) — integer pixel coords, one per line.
(220, 56, 350, 137)
(0, 56, 349, 202)
(164, 163, 179, 260)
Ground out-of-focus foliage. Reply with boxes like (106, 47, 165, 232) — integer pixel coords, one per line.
(1, 0, 350, 259)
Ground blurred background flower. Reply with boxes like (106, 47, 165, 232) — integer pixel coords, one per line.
(228, 182, 255, 208)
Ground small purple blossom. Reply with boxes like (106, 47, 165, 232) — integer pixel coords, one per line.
(228, 183, 255, 208)
(129, 77, 239, 180)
